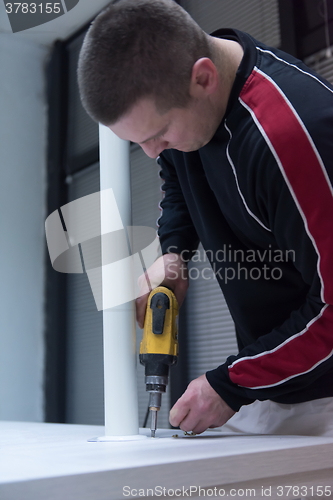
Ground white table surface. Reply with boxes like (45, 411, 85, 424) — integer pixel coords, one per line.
(1, 421, 333, 500)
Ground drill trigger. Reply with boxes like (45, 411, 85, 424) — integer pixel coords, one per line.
(150, 292, 170, 335)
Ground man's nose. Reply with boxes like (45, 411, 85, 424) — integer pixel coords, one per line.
(140, 140, 168, 158)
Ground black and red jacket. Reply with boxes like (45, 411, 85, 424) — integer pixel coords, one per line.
(157, 29, 333, 412)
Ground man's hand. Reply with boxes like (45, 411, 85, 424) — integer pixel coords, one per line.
(169, 374, 236, 434)
(136, 253, 188, 328)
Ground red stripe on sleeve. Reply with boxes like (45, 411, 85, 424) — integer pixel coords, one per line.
(229, 305, 333, 388)
(229, 69, 333, 389)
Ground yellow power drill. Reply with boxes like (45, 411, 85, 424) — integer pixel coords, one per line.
(139, 286, 179, 437)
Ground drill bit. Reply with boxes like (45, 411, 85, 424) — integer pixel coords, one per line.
(150, 407, 158, 437)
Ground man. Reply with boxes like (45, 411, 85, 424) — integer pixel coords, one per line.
(78, 0, 333, 436)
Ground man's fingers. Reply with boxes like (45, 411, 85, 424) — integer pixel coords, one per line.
(173, 410, 206, 434)
(169, 407, 182, 427)
(135, 253, 189, 329)
(178, 412, 203, 434)
(135, 292, 149, 329)
(169, 374, 236, 434)
(145, 257, 166, 289)
(190, 421, 208, 435)
(169, 404, 190, 427)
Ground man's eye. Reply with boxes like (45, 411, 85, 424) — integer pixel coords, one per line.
(153, 131, 167, 141)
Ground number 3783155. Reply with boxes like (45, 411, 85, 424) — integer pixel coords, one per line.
(5, 3, 61, 14)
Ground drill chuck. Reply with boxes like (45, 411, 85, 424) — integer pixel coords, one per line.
(146, 375, 168, 409)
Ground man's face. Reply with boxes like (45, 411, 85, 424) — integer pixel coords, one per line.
(109, 97, 220, 158)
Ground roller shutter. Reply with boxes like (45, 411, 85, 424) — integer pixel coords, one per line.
(65, 164, 104, 424)
(305, 47, 333, 84)
(180, 0, 280, 47)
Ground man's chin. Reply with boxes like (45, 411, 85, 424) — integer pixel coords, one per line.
(164, 140, 207, 153)
(174, 144, 203, 153)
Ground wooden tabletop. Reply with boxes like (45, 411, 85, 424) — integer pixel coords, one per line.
(1, 421, 333, 500)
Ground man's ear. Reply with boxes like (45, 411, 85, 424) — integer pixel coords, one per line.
(189, 58, 219, 98)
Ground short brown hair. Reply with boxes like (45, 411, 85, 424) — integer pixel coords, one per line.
(77, 0, 211, 125)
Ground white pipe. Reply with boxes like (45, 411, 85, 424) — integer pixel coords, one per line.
(99, 124, 140, 438)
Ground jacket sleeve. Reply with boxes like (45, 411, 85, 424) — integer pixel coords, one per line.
(207, 71, 333, 412)
(157, 150, 199, 258)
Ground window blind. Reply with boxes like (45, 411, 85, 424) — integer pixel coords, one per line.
(305, 47, 333, 84)
(181, 0, 280, 47)
(66, 163, 104, 425)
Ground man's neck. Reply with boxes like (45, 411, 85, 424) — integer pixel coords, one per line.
(209, 36, 244, 120)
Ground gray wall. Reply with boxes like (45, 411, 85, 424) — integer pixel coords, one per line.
(0, 35, 48, 421)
